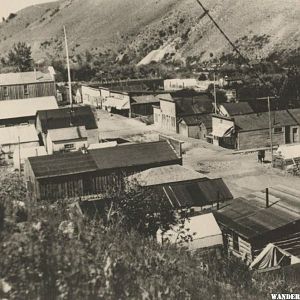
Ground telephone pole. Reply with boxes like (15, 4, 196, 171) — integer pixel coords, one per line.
(64, 26, 73, 110)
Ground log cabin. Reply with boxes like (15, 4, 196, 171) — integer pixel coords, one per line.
(24, 141, 182, 201)
(0, 68, 56, 100)
(214, 186, 300, 265)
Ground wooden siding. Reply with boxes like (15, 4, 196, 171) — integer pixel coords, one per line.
(0, 82, 56, 100)
(131, 103, 155, 116)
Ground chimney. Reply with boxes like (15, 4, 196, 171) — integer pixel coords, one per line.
(266, 188, 269, 208)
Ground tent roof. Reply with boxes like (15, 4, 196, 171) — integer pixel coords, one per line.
(0, 125, 38, 145)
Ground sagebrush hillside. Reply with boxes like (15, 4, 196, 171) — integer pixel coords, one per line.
(0, 0, 299, 64)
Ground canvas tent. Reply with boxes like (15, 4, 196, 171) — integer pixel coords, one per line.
(157, 213, 223, 251)
(250, 243, 300, 271)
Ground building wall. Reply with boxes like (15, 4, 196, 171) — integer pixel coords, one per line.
(1, 141, 40, 159)
(178, 122, 203, 139)
(212, 116, 235, 147)
(154, 100, 177, 132)
(130, 103, 157, 116)
(82, 86, 101, 108)
(237, 128, 285, 150)
(0, 116, 36, 127)
(87, 128, 99, 144)
(0, 82, 56, 100)
(46, 136, 88, 155)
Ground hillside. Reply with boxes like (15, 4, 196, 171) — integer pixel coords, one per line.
(0, 0, 299, 65)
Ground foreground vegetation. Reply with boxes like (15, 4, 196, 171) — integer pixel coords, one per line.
(0, 170, 299, 299)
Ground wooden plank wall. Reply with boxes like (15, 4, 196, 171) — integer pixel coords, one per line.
(0, 82, 56, 100)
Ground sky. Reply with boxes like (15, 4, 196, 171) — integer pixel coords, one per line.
(1, 0, 57, 19)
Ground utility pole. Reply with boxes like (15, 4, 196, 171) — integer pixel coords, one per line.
(18, 136, 21, 176)
(257, 96, 277, 165)
(213, 72, 217, 114)
(64, 26, 73, 110)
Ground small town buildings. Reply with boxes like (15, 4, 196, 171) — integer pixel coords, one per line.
(212, 108, 300, 150)
(128, 164, 205, 187)
(154, 93, 213, 134)
(163, 78, 214, 92)
(0, 96, 58, 127)
(157, 213, 223, 251)
(178, 114, 212, 140)
(215, 185, 300, 264)
(102, 90, 131, 116)
(81, 85, 102, 108)
(0, 125, 39, 159)
(0, 68, 56, 100)
(13, 146, 47, 170)
(36, 106, 99, 147)
(24, 141, 182, 201)
(46, 126, 88, 154)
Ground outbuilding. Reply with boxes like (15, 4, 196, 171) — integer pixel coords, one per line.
(24, 141, 182, 201)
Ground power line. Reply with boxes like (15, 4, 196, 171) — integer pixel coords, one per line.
(194, 0, 279, 98)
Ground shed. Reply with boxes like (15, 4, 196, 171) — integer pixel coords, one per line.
(24, 141, 182, 201)
(161, 178, 233, 210)
(0, 70, 56, 100)
(36, 106, 99, 145)
(157, 213, 223, 251)
(215, 185, 300, 264)
(130, 95, 159, 117)
(13, 146, 47, 170)
(178, 114, 212, 140)
(0, 96, 58, 126)
(218, 102, 254, 117)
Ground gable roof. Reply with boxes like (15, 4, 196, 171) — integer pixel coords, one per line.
(27, 141, 181, 179)
(180, 114, 212, 128)
(0, 125, 38, 145)
(131, 95, 159, 105)
(0, 71, 54, 85)
(161, 178, 233, 208)
(0, 96, 58, 120)
(128, 164, 205, 186)
(37, 106, 98, 132)
(221, 102, 254, 116)
(48, 126, 88, 142)
(215, 185, 300, 240)
(234, 110, 298, 131)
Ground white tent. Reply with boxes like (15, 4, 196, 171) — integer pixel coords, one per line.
(275, 144, 300, 160)
(157, 213, 223, 251)
(13, 146, 47, 170)
(250, 243, 300, 271)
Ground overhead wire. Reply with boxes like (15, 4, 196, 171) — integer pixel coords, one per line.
(194, 0, 279, 98)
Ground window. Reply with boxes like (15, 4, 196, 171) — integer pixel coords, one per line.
(64, 143, 75, 150)
(3, 86, 8, 97)
(24, 85, 28, 95)
(274, 127, 283, 134)
(232, 232, 239, 252)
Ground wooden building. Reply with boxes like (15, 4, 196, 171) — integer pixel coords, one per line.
(81, 85, 102, 108)
(178, 114, 212, 140)
(0, 96, 58, 127)
(130, 95, 159, 117)
(212, 108, 300, 150)
(215, 185, 300, 265)
(154, 93, 213, 135)
(36, 106, 99, 147)
(217, 102, 254, 117)
(24, 141, 182, 201)
(0, 69, 56, 100)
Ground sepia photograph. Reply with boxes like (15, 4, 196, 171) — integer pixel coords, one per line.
(0, 0, 300, 299)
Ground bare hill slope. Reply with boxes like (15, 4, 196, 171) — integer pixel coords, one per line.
(0, 0, 299, 63)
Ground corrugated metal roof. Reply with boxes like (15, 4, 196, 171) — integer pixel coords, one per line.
(37, 106, 98, 131)
(234, 110, 298, 131)
(0, 124, 38, 145)
(0, 71, 54, 85)
(0, 97, 58, 120)
(161, 178, 233, 208)
(28, 141, 181, 179)
(221, 102, 254, 116)
(48, 126, 87, 142)
(215, 186, 300, 240)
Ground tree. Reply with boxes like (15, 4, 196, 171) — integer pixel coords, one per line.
(7, 42, 33, 71)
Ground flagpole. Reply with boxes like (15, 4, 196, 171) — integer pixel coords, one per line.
(64, 26, 73, 109)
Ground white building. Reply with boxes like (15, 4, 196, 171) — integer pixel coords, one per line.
(46, 126, 88, 154)
(82, 86, 101, 108)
